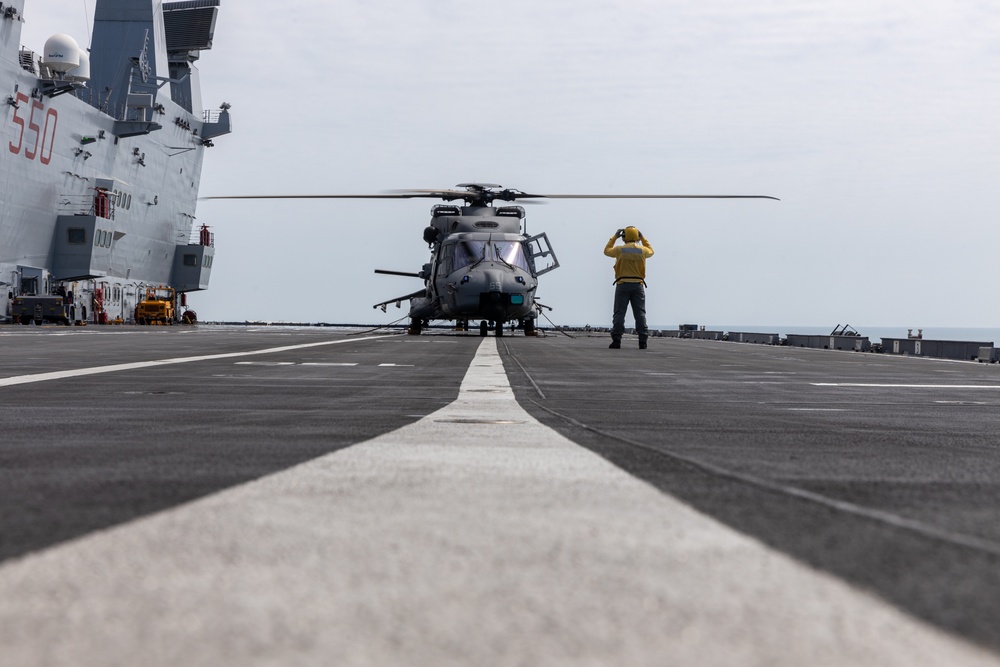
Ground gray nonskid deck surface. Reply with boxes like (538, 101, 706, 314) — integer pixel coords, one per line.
(504, 333, 1000, 652)
(1, 327, 999, 665)
(0, 327, 479, 561)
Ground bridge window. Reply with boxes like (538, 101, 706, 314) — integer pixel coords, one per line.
(183, 254, 198, 267)
(68, 227, 86, 244)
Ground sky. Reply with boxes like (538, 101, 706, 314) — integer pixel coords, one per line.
(20, 0, 1000, 331)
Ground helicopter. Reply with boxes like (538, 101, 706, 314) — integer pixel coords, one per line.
(206, 184, 778, 336)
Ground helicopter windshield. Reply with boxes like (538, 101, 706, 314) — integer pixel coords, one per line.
(493, 241, 531, 272)
(451, 240, 531, 273)
(453, 241, 487, 270)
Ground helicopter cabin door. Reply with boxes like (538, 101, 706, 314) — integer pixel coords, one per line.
(524, 233, 560, 276)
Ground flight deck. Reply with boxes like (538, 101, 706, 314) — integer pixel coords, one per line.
(1, 325, 999, 665)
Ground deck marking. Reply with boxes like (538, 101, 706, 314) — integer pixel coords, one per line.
(234, 361, 296, 366)
(300, 362, 358, 366)
(0, 336, 383, 387)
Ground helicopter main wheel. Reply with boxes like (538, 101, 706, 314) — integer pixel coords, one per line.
(524, 319, 537, 336)
(494, 320, 504, 337)
(479, 320, 489, 337)
(408, 318, 422, 335)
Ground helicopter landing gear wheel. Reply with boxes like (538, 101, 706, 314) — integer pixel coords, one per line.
(494, 320, 504, 337)
(479, 320, 489, 337)
(524, 319, 536, 336)
(408, 318, 422, 335)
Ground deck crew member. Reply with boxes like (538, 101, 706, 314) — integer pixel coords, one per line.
(604, 226, 654, 349)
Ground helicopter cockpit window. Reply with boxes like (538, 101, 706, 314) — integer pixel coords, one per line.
(493, 242, 531, 272)
(453, 241, 487, 270)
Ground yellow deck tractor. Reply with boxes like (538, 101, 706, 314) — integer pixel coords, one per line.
(135, 287, 175, 325)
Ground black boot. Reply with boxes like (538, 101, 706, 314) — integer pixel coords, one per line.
(609, 340, 621, 349)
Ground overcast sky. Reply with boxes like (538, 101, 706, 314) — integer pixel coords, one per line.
(21, 1, 1000, 331)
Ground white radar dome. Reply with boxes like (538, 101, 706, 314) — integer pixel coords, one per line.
(42, 34, 81, 73)
(67, 49, 90, 81)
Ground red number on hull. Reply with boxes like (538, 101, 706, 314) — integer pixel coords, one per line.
(39, 108, 58, 165)
(8, 95, 58, 165)
(24, 100, 43, 160)
(8, 92, 29, 154)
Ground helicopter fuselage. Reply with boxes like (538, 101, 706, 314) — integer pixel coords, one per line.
(431, 230, 535, 322)
(384, 202, 557, 335)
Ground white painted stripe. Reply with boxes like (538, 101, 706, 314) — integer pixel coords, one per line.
(0, 336, 382, 387)
(813, 383, 1000, 389)
(234, 361, 296, 366)
(300, 362, 358, 366)
(0, 339, 995, 666)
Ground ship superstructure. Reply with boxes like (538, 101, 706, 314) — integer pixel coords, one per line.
(0, 0, 230, 324)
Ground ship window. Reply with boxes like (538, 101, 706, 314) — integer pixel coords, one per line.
(68, 227, 86, 244)
(205, 256, 213, 268)
(493, 242, 531, 272)
(183, 254, 198, 267)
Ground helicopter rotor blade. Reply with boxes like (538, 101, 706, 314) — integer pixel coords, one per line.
(201, 193, 433, 200)
(386, 189, 486, 200)
(523, 194, 781, 201)
(203, 190, 779, 202)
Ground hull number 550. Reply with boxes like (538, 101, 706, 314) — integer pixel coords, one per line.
(8, 92, 58, 165)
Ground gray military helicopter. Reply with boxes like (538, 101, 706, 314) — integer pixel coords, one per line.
(208, 183, 777, 336)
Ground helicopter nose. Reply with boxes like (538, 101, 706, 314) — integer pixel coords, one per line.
(483, 270, 503, 293)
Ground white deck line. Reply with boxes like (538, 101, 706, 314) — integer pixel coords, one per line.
(1, 338, 997, 666)
(0, 336, 383, 387)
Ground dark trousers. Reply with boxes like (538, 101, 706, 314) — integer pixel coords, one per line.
(611, 282, 648, 342)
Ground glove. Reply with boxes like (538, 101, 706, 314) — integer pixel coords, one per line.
(615, 228, 625, 239)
